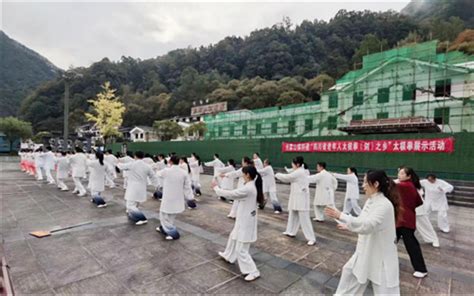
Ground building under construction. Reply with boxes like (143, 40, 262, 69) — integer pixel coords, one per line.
(204, 41, 474, 139)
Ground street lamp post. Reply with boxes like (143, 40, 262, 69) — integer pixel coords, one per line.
(62, 70, 82, 148)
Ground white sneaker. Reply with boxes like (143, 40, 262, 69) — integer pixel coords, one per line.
(97, 204, 107, 208)
(155, 227, 161, 232)
(307, 240, 316, 246)
(72, 190, 79, 194)
(60, 188, 69, 191)
(77, 192, 86, 197)
(218, 251, 228, 261)
(441, 229, 450, 233)
(135, 220, 148, 225)
(282, 232, 295, 237)
(165, 235, 173, 240)
(227, 215, 236, 219)
(244, 272, 260, 282)
(432, 241, 440, 248)
(413, 271, 428, 278)
(274, 210, 281, 214)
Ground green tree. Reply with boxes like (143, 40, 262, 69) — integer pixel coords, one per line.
(153, 120, 183, 141)
(277, 90, 307, 106)
(85, 81, 126, 144)
(306, 74, 335, 101)
(353, 34, 389, 64)
(32, 131, 53, 144)
(185, 122, 207, 140)
(0, 117, 33, 151)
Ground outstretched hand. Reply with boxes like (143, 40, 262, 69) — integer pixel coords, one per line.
(324, 206, 341, 219)
(336, 223, 349, 231)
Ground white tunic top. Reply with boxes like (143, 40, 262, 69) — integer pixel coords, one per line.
(204, 158, 225, 177)
(104, 154, 118, 172)
(308, 170, 338, 206)
(333, 173, 360, 200)
(253, 158, 264, 170)
(339, 192, 399, 288)
(119, 156, 135, 177)
(69, 153, 88, 178)
(157, 165, 192, 214)
(118, 159, 158, 202)
(218, 165, 236, 190)
(188, 159, 201, 184)
(258, 165, 277, 193)
(55, 156, 70, 179)
(87, 159, 107, 193)
(275, 167, 310, 211)
(214, 180, 258, 243)
(420, 179, 454, 211)
(42, 151, 56, 170)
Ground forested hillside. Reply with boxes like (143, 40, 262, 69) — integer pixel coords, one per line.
(17, 2, 473, 132)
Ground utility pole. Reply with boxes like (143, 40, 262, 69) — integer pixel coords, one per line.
(62, 70, 83, 149)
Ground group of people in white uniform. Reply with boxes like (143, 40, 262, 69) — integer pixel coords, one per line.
(19, 148, 454, 291)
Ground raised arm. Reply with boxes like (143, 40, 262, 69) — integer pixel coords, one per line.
(214, 186, 248, 200)
(275, 170, 299, 183)
(340, 203, 387, 234)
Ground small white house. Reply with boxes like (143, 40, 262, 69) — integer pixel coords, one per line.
(129, 126, 158, 142)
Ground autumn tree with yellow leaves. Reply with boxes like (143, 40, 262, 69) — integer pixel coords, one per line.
(85, 82, 125, 144)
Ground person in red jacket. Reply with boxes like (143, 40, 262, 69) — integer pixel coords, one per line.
(397, 166, 428, 278)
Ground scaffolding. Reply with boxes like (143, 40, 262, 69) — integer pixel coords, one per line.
(204, 41, 474, 140)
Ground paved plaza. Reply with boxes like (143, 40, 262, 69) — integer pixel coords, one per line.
(1, 157, 473, 295)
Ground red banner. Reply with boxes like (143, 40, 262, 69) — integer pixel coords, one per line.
(282, 137, 455, 153)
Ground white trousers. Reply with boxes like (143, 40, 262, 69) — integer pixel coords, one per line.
(416, 214, 439, 245)
(286, 210, 316, 242)
(159, 212, 178, 233)
(343, 198, 362, 216)
(105, 171, 115, 188)
(126, 200, 140, 212)
(314, 205, 328, 221)
(44, 169, 55, 184)
(73, 177, 87, 194)
(336, 266, 400, 295)
(221, 238, 258, 275)
(36, 167, 44, 180)
(57, 177, 68, 191)
(427, 209, 450, 232)
(123, 176, 128, 189)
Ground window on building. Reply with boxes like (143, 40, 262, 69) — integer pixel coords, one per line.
(242, 125, 247, 136)
(353, 91, 364, 106)
(352, 114, 363, 121)
(434, 107, 450, 124)
(328, 116, 338, 130)
(256, 123, 262, 135)
(403, 84, 417, 101)
(435, 79, 451, 97)
(288, 120, 296, 133)
(304, 119, 313, 131)
(377, 87, 390, 103)
(377, 112, 389, 119)
(140, 133, 144, 139)
(218, 126, 223, 137)
(229, 125, 235, 137)
(271, 122, 278, 134)
(329, 93, 338, 108)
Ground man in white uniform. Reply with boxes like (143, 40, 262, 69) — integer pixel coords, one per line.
(308, 162, 338, 222)
(156, 155, 193, 240)
(104, 149, 118, 188)
(420, 174, 454, 233)
(42, 146, 56, 185)
(118, 151, 158, 225)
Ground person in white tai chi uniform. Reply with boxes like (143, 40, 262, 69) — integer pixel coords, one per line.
(252, 152, 264, 170)
(104, 149, 118, 188)
(55, 151, 70, 191)
(257, 159, 282, 213)
(420, 174, 454, 233)
(333, 167, 362, 216)
(69, 147, 88, 197)
(212, 166, 263, 282)
(156, 155, 193, 240)
(223, 157, 254, 219)
(118, 151, 158, 225)
(204, 153, 225, 187)
(275, 156, 316, 246)
(325, 170, 401, 295)
(87, 151, 110, 208)
(42, 146, 56, 185)
(309, 162, 338, 222)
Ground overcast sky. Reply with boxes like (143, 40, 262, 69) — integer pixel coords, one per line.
(2, 0, 410, 69)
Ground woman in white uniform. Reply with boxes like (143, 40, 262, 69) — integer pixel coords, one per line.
(257, 159, 282, 214)
(333, 167, 362, 216)
(104, 149, 118, 188)
(69, 147, 88, 196)
(420, 174, 454, 233)
(87, 151, 109, 208)
(188, 153, 203, 196)
(204, 153, 225, 188)
(55, 151, 70, 191)
(179, 156, 197, 209)
(223, 157, 254, 219)
(275, 156, 316, 246)
(212, 166, 263, 282)
(217, 159, 237, 201)
(120, 151, 135, 189)
(325, 170, 401, 295)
